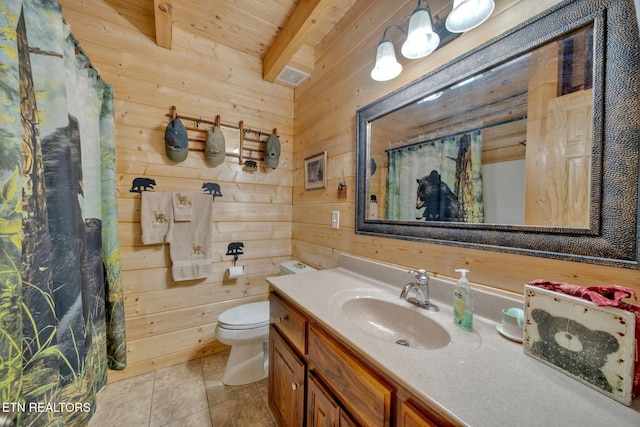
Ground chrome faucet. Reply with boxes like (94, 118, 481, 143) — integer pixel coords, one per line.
(400, 269, 439, 312)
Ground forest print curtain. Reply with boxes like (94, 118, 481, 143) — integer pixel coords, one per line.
(386, 130, 485, 222)
(0, 1, 125, 426)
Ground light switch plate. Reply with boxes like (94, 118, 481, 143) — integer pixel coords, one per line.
(331, 211, 339, 229)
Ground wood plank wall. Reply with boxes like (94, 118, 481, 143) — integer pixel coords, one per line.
(292, 0, 640, 296)
(58, 0, 640, 382)
(58, 0, 294, 381)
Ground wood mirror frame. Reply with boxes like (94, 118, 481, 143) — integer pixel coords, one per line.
(355, 0, 640, 269)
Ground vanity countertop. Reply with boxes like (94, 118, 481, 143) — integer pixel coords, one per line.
(267, 255, 640, 427)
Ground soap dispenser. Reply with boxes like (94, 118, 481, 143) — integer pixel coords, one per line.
(453, 269, 473, 331)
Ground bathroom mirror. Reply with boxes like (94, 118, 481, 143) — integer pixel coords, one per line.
(355, 0, 640, 268)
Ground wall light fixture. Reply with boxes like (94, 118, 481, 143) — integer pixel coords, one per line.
(402, 1, 440, 59)
(371, 25, 406, 82)
(446, 0, 495, 33)
(371, 0, 495, 82)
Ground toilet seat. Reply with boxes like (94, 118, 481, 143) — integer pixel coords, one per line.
(218, 301, 269, 330)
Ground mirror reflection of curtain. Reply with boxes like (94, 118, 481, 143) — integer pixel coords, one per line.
(386, 130, 484, 222)
(0, 1, 125, 425)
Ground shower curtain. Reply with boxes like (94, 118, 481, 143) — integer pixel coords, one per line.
(0, 1, 125, 426)
(386, 130, 485, 222)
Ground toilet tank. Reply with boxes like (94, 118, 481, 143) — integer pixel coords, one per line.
(280, 260, 317, 275)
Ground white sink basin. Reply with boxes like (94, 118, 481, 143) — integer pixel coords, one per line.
(328, 287, 479, 352)
(340, 297, 451, 350)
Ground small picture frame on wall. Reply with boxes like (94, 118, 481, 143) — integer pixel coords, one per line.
(304, 151, 327, 190)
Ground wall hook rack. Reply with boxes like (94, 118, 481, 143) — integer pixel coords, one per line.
(226, 242, 244, 266)
(168, 106, 278, 167)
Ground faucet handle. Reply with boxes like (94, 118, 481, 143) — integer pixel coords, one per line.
(408, 269, 428, 284)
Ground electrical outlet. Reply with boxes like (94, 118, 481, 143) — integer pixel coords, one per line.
(331, 211, 339, 229)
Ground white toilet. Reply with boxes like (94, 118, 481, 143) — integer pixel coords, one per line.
(215, 260, 317, 385)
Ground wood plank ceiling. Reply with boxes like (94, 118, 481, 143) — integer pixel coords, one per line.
(153, 0, 358, 85)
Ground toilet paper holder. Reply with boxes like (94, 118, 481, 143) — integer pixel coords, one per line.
(226, 242, 244, 266)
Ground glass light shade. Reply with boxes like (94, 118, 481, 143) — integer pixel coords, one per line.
(445, 0, 495, 33)
(401, 7, 440, 59)
(371, 38, 402, 81)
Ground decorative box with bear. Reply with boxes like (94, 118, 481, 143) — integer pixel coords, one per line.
(524, 285, 637, 406)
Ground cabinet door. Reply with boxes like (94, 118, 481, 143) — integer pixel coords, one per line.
(269, 326, 306, 427)
(307, 373, 340, 427)
(400, 401, 438, 427)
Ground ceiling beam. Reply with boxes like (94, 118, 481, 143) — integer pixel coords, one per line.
(263, 0, 338, 82)
(154, 0, 173, 49)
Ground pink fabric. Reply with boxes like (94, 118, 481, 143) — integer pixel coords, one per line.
(527, 279, 637, 306)
(527, 280, 640, 400)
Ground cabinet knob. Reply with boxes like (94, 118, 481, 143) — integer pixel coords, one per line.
(291, 382, 298, 391)
(277, 314, 289, 323)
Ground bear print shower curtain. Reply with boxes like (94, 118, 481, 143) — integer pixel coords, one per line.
(0, 1, 125, 425)
(386, 130, 485, 223)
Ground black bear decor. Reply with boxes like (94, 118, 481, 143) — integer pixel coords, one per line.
(130, 177, 157, 193)
(226, 242, 244, 266)
(202, 182, 223, 201)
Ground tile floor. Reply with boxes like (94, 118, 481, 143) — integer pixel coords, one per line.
(88, 351, 275, 427)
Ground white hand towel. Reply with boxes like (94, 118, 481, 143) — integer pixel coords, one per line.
(170, 194, 214, 281)
(173, 192, 194, 221)
(141, 192, 173, 244)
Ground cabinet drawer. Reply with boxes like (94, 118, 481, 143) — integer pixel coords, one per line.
(308, 324, 392, 427)
(270, 293, 307, 354)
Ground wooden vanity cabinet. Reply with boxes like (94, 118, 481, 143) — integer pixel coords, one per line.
(268, 290, 456, 427)
(269, 326, 306, 427)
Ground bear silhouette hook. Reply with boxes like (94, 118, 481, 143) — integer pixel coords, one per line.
(226, 242, 244, 266)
